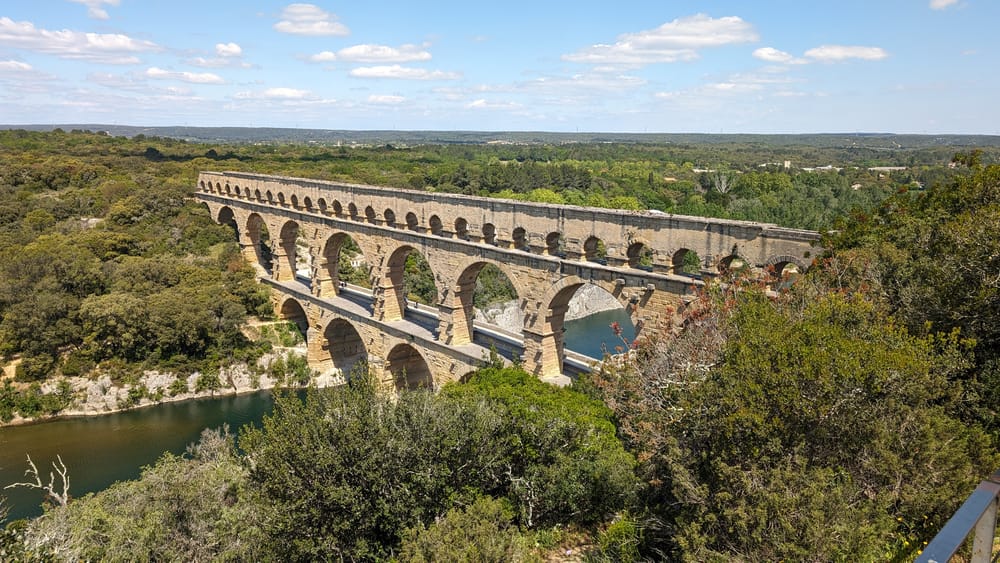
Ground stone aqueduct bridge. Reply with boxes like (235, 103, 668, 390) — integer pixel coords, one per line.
(196, 171, 819, 388)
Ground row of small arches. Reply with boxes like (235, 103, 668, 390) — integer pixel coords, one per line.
(203, 181, 803, 278)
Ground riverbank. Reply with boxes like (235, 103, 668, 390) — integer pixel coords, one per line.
(0, 347, 334, 428)
(475, 285, 624, 334)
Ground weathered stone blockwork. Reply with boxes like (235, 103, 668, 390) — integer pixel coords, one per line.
(196, 171, 819, 382)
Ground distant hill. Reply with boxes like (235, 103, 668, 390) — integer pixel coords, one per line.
(3, 124, 1000, 148)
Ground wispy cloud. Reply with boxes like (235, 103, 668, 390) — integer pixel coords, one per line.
(350, 65, 460, 80)
(0, 60, 33, 72)
(803, 45, 888, 62)
(309, 43, 431, 63)
(67, 0, 120, 20)
(0, 17, 159, 64)
(563, 14, 758, 66)
(930, 0, 959, 10)
(274, 4, 349, 36)
(367, 94, 406, 104)
(752, 47, 806, 64)
(187, 42, 251, 68)
(145, 67, 225, 84)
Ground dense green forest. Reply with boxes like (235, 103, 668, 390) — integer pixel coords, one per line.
(2, 129, 999, 560)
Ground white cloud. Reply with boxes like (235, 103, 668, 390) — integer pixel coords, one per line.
(367, 94, 405, 104)
(0, 60, 32, 71)
(216, 42, 242, 57)
(145, 67, 225, 84)
(466, 98, 521, 110)
(563, 14, 758, 66)
(930, 0, 959, 9)
(752, 47, 806, 64)
(308, 43, 431, 63)
(274, 4, 349, 36)
(262, 87, 311, 99)
(0, 17, 159, 64)
(804, 45, 888, 62)
(350, 65, 460, 80)
(68, 0, 120, 20)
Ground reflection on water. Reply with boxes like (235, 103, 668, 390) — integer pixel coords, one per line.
(563, 308, 636, 360)
(0, 391, 277, 522)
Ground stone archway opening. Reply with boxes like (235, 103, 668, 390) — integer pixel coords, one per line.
(317, 233, 370, 297)
(672, 248, 702, 276)
(545, 232, 565, 257)
(246, 213, 273, 275)
(627, 242, 654, 271)
(217, 206, 238, 240)
(386, 343, 433, 391)
(718, 254, 749, 277)
(429, 215, 443, 236)
(321, 318, 367, 377)
(277, 298, 309, 343)
(454, 217, 469, 240)
(512, 227, 528, 251)
(383, 208, 396, 228)
(583, 236, 607, 264)
(768, 260, 800, 290)
(482, 223, 497, 245)
(405, 212, 419, 231)
(448, 262, 522, 355)
(364, 206, 377, 224)
(382, 245, 439, 326)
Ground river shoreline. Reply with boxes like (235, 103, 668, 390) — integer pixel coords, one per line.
(0, 347, 333, 429)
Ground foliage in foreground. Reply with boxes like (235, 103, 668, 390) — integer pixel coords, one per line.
(12, 368, 635, 561)
(587, 280, 997, 561)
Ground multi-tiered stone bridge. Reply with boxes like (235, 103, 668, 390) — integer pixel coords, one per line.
(196, 171, 819, 388)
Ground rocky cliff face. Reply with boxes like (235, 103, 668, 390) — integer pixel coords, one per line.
(474, 285, 622, 334)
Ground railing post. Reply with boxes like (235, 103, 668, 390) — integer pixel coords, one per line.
(972, 495, 998, 563)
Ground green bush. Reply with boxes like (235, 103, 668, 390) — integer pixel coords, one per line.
(400, 496, 528, 563)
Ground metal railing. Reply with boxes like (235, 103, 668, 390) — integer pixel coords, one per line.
(917, 469, 1000, 563)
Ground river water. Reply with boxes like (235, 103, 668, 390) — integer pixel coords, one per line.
(0, 312, 634, 523)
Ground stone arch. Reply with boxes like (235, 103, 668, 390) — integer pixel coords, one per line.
(224, 183, 231, 195)
(275, 220, 300, 282)
(386, 343, 433, 391)
(290, 194, 300, 209)
(717, 254, 748, 276)
(764, 254, 809, 274)
(348, 203, 359, 220)
(443, 258, 523, 347)
(379, 244, 440, 323)
(233, 185, 241, 197)
(303, 196, 313, 211)
(429, 215, 443, 236)
(317, 198, 328, 214)
(214, 182, 222, 193)
(482, 223, 497, 245)
(316, 232, 369, 297)
(405, 212, 419, 231)
(627, 241, 654, 270)
(216, 206, 238, 239)
(245, 213, 273, 274)
(277, 192, 287, 206)
(317, 317, 367, 376)
(332, 199, 343, 216)
(672, 248, 702, 276)
(545, 232, 564, 256)
(199, 180, 207, 191)
(254, 189, 262, 201)
(383, 208, 397, 228)
(364, 205, 377, 224)
(583, 236, 607, 263)
(512, 227, 527, 251)
(277, 297, 309, 342)
(265, 190, 274, 204)
(454, 217, 469, 240)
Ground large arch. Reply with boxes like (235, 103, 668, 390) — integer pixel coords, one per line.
(277, 297, 309, 343)
(245, 213, 273, 275)
(215, 206, 238, 239)
(378, 244, 439, 323)
(316, 232, 369, 297)
(442, 259, 522, 348)
(386, 343, 433, 391)
(321, 318, 367, 377)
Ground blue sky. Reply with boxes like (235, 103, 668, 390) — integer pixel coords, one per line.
(0, 1, 995, 133)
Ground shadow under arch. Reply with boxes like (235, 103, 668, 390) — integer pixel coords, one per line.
(245, 213, 273, 275)
(215, 205, 238, 239)
(385, 343, 433, 391)
(319, 317, 367, 377)
(277, 297, 309, 343)
(448, 258, 523, 356)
